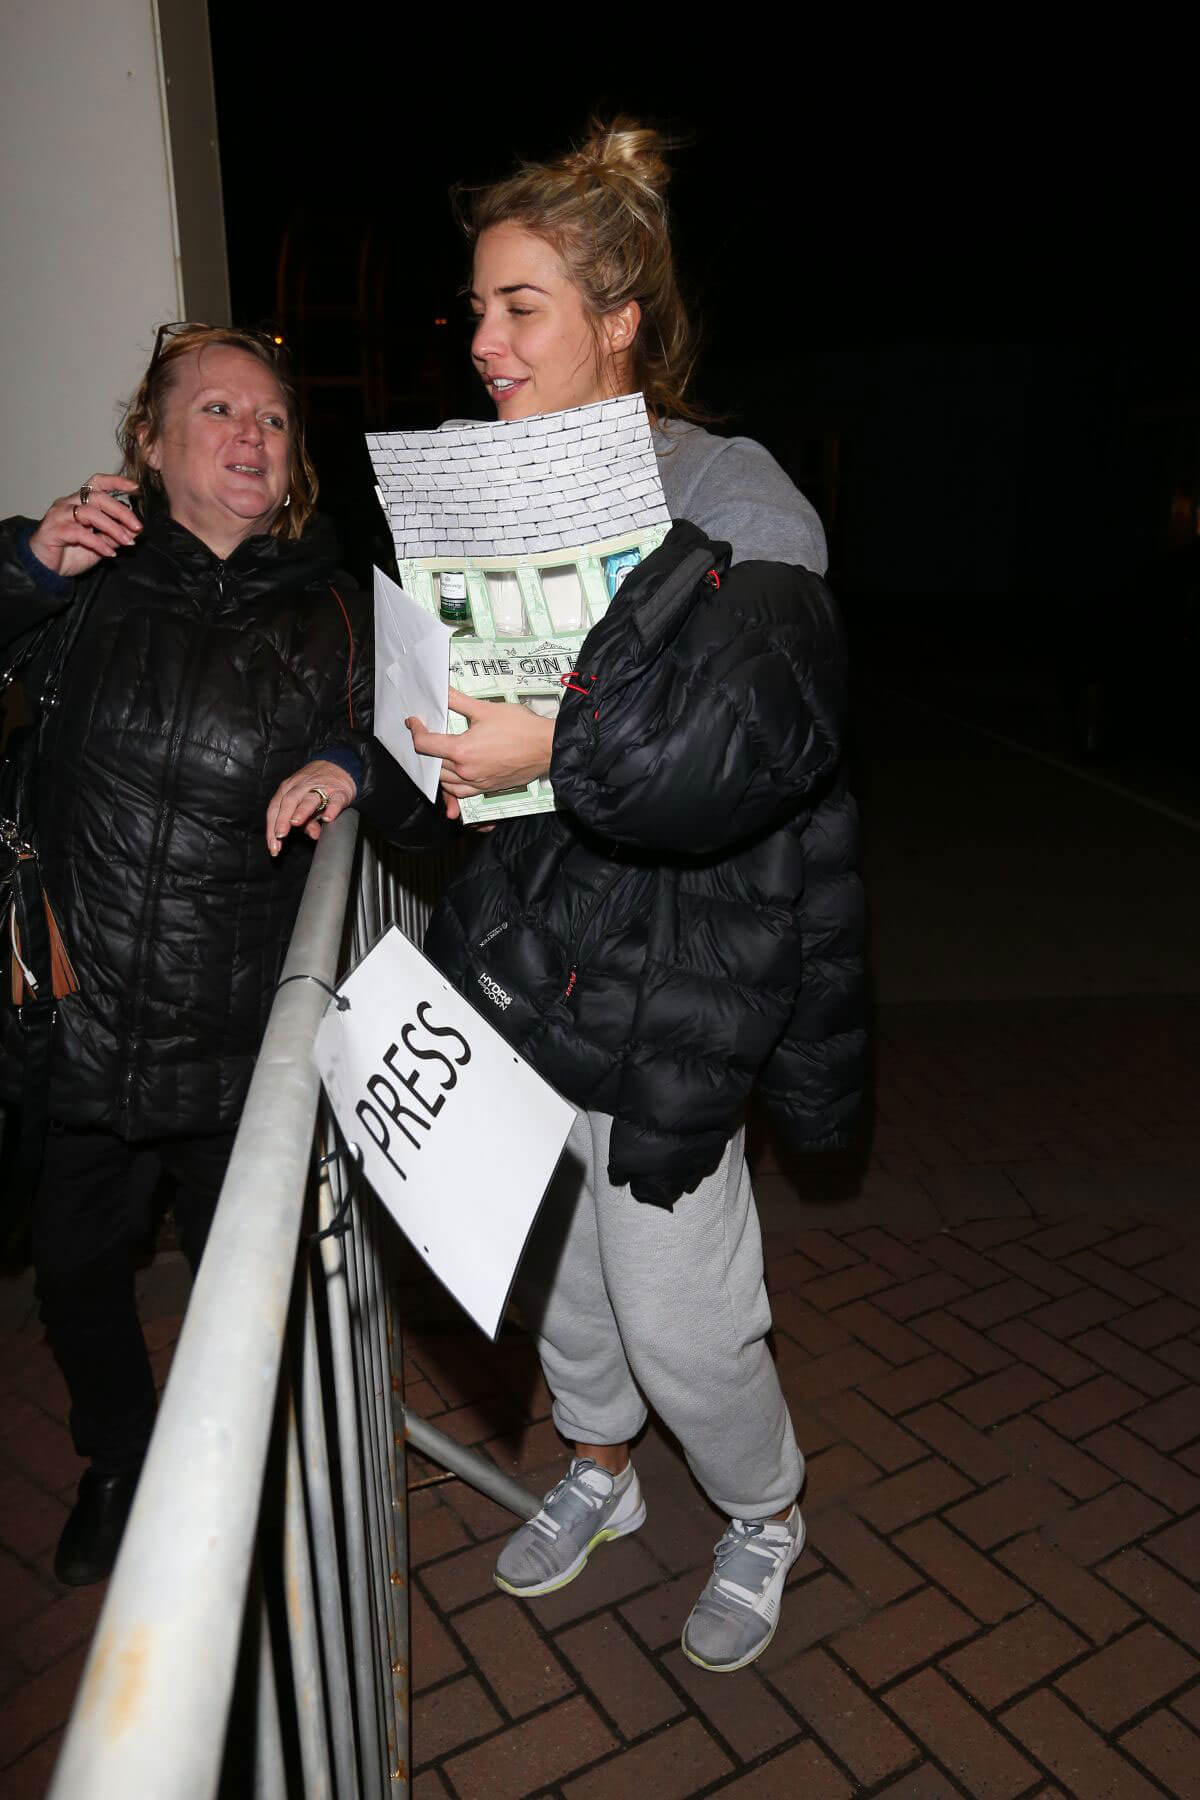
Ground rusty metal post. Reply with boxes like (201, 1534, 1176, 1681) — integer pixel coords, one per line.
(299, 1254, 360, 1800)
(317, 1149, 388, 1794)
(281, 1380, 333, 1799)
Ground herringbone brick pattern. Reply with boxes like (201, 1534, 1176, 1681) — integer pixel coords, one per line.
(394, 1195, 1198, 1799)
(1, 995, 1197, 1796)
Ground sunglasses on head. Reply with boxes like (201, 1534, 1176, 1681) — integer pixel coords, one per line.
(148, 322, 289, 375)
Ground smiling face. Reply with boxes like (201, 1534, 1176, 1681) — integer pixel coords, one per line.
(144, 345, 291, 556)
(469, 222, 639, 421)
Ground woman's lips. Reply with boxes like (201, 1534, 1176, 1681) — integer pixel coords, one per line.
(489, 378, 529, 406)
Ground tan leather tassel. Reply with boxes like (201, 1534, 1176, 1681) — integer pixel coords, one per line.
(45, 895, 79, 997)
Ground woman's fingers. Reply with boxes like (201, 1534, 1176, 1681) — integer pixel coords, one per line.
(266, 761, 357, 855)
(73, 498, 140, 551)
(406, 718, 459, 759)
(82, 488, 140, 536)
(29, 475, 142, 576)
(440, 791, 492, 831)
(267, 780, 322, 852)
(446, 686, 492, 720)
(407, 699, 553, 793)
(81, 472, 138, 498)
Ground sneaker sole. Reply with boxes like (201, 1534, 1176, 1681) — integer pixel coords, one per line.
(680, 1613, 781, 1674)
(494, 1498, 647, 1599)
(679, 1514, 807, 1674)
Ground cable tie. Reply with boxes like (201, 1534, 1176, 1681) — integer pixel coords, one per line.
(275, 972, 349, 1010)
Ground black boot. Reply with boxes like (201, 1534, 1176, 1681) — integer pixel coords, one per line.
(54, 1468, 140, 1586)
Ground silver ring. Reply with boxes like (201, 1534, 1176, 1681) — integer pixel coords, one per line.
(309, 787, 330, 817)
(79, 483, 92, 506)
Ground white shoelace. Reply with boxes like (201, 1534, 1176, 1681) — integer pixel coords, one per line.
(529, 1463, 609, 1542)
(711, 1520, 793, 1610)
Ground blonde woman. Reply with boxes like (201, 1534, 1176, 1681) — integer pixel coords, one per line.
(357, 123, 866, 1671)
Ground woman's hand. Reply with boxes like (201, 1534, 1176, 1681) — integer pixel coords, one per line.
(266, 760, 357, 856)
(28, 474, 141, 579)
(408, 689, 555, 813)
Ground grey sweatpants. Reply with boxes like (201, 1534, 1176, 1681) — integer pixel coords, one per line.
(515, 1109, 804, 1520)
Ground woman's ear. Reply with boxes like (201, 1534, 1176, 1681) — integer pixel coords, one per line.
(602, 300, 641, 358)
(140, 427, 162, 473)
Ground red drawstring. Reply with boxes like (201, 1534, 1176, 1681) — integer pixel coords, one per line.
(330, 585, 355, 727)
(560, 671, 595, 698)
(705, 568, 721, 590)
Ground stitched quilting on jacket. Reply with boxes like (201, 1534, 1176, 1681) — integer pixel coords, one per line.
(0, 506, 373, 1138)
(362, 520, 867, 1208)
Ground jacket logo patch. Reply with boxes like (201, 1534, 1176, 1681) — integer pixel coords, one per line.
(477, 970, 512, 1011)
(478, 922, 509, 948)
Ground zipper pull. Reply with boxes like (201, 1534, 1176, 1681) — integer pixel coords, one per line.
(563, 967, 578, 1001)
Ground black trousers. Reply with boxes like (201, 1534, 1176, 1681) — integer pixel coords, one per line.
(32, 1121, 236, 1474)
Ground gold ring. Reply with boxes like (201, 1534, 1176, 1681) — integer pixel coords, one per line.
(309, 786, 330, 817)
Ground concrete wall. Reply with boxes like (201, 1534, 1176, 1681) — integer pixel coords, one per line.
(0, 0, 228, 518)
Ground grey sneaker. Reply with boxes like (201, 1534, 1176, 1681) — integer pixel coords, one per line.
(681, 1504, 805, 1672)
(494, 1458, 646, 1598)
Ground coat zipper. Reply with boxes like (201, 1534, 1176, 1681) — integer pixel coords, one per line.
(117, 583, 220, 1117)
(560, 856, 636, 1004)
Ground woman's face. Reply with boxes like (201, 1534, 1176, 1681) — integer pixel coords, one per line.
(145, 345, 291, 554)
(470, 222, 637, 421)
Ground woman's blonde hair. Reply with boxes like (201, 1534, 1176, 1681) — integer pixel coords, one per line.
(457, 119, 703, 423)
(117, 324, 318, 540)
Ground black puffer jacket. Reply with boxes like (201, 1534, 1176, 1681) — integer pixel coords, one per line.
(0, 506, 374, 1138)
(359, 521, 866, 1207)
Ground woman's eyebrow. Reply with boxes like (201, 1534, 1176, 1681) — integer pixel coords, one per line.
(467, 283, 552, 301)
(191, 385, 287, 410)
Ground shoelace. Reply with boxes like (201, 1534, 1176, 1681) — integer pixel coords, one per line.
(710, 1519, 792, 1609)
(529, 1459, 608, 1542)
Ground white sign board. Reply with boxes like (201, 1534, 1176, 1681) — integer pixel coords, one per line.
(313, 926, 575, 1338)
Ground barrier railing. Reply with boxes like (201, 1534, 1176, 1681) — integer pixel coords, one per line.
(48, 816, 539, 1799)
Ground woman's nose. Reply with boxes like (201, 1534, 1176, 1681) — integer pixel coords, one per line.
(472, 315, 506, 365)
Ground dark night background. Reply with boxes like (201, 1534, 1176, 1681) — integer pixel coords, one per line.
(209, 19, 1199, 786)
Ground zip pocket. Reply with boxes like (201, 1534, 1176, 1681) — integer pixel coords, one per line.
(560, 863, 641, 1003)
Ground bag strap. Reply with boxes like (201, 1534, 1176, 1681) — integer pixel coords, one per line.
(3, 568, 104, 1209)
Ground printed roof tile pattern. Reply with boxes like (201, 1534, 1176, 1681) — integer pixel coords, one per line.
(367, 394, 671, 561)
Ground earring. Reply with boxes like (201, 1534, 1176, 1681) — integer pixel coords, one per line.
(283, 493, 291, 508)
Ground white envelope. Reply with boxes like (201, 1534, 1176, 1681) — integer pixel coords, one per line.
(372, 566, 454, 802)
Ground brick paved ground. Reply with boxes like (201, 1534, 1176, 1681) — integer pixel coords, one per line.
(3, 994, 1195, 1797)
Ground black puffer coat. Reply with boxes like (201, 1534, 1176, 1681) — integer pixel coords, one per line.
(359, 521, 866, 1207)
(0, 506, 373, 1138)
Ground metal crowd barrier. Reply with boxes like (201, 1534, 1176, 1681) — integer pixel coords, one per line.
(48, 815, 539, 1799)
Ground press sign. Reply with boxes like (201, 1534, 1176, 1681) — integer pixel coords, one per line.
(313, 925, 574, 1338)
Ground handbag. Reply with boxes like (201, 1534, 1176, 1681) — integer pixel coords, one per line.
(0, 582, 94, 1207)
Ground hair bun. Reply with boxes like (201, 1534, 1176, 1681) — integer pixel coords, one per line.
(570, 118, 672, 200)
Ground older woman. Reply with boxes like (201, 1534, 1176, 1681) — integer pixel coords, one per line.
(0, 324, 385, 1583)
